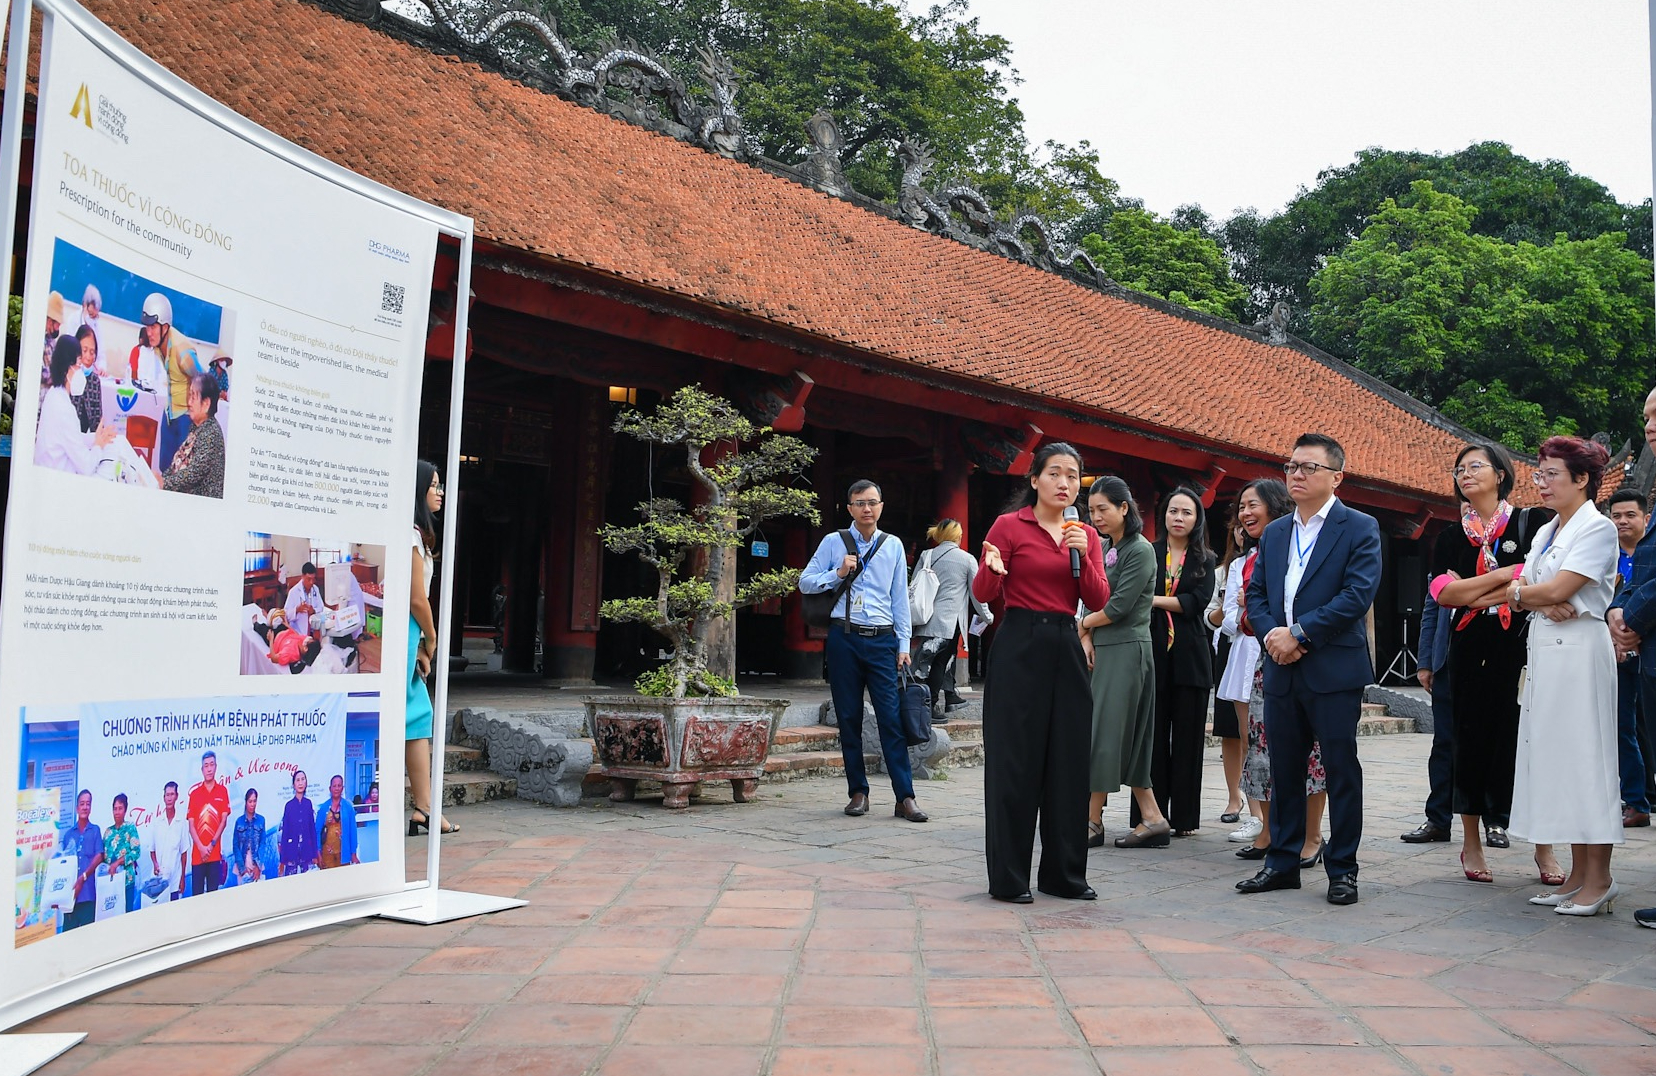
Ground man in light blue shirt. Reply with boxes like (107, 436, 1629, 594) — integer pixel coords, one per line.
(799, 479, 926, 822)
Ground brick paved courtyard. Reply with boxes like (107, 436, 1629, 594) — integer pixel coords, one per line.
(22, 733, 1656, 1075)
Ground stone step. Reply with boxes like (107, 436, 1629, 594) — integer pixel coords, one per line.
(405, 769, 517, 809)
(442, 745, 487, 773)
(772, 719, 984, 756)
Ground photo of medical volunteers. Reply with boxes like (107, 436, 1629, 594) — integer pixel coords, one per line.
(241, 534, 387, 676)
(14, 692, 382, 946)
(33, 238, 232, 497)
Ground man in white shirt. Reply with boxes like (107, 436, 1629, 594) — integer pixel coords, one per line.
(145, 780, 190, 901)
(284, 562, 325, 641)
(1239, 433, 1382, 906)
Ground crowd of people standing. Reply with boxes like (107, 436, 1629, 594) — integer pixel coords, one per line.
(804, 383, 1656, 923)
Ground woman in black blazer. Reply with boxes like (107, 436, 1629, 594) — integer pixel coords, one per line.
(1126, 485, 1216, 840)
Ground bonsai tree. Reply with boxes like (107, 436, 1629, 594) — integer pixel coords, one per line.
(600, 385, 819, 698)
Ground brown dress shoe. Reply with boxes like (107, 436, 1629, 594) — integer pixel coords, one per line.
(894, 797, 929, 823)
(1624, 807, 1651, 828)
(844, 793, 869, 817)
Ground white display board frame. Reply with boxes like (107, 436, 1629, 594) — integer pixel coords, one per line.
(0, 0, 518, 1060)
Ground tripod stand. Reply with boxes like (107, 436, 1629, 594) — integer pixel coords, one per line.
(1380, 609, 1417, 684)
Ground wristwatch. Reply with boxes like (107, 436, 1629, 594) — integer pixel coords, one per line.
(1289, 623, 1309, 648)
(1511, 584, 1522, 609)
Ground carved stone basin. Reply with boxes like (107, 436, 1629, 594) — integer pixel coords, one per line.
(585, 695, 787, 809)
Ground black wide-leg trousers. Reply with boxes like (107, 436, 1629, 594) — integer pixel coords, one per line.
(982, 608, 1092, 898)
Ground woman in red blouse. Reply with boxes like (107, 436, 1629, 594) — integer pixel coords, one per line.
(974, 443, 1110, 903)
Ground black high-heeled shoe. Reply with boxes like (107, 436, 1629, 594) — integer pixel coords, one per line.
(1299, 844, 1324, 870)
(408, 810, 430, 836)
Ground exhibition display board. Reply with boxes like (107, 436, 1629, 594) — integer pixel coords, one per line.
(0, 0, 487, 1037)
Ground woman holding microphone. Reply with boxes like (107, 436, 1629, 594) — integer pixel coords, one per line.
(974, 443, 1108, 904)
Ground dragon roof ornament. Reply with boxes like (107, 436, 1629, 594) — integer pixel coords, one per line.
(332, 1, 1263, 311)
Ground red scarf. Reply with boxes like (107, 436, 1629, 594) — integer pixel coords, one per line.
(1455, 502, 1515, 631)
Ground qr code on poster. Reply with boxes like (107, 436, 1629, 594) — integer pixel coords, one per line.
(381, 282, 405, 315)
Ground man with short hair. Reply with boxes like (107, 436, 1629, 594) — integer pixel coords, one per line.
(57, 789, 103, 930)
(799, 480, 927, 822)
(1611, 387, 1656, 929)
(285, 562, 325, 641)
(1610, 488, 1651, 828)
(146, 780, 189, 901)
(1240, 433, 1382, 905)
(187, 751, 230, 895)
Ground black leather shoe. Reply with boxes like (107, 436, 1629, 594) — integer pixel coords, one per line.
(1038, 885, 1097, 901)
(1236, 866, 1300, 894)
(1235, 844, 1268, 860)
(1299, 845, 1324, 870)
(1114, 821, 1172, 848)
(895, 798, 929, 823)
(1400, 822, 1450, 843)
(992, 891, 1034, 904)
(844, 793, 869, 817)
(1484, 825, 1510, 849)
(1327, 875, 1360, 905)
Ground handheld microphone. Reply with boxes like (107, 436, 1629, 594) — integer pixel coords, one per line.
(1063, 505, 1081, 578)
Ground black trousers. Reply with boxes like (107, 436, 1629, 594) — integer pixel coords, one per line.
(1130, 658, 1207, 832)
(982, 609, 1091, 898)
(1264, 674, 1363, 878)
(1424, 663, 1455, 831)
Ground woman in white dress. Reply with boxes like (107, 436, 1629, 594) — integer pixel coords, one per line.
(1503, 437, 1622, 915)
(1213, 513, 1259, 832)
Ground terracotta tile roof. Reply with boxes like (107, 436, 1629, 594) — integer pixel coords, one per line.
(43, 0, 1470, 500)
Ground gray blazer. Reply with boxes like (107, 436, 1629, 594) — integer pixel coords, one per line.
(911, 541, 993, 640)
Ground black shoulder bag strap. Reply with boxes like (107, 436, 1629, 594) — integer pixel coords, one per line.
(837, 531, 888, 631)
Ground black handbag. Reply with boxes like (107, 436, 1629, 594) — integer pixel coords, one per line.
(897, 667, 933, 747)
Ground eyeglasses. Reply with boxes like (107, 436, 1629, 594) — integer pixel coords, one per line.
(1531, 468, 1570, 486)
(849, 499, 882, 509)
(1452, 461, 1491, 479)
(1283, 461, 1337, 476)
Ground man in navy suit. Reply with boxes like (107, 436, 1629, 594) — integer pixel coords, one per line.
(1240, 433, 1382, 905)
(1611, 386, 1656, 928)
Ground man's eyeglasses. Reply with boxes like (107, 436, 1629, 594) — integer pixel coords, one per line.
(1531, 468, 1570, 487)
(849, 499, 882, 509)
(1452, 461, 1491, 479)
(1282, 461, 1337, 477)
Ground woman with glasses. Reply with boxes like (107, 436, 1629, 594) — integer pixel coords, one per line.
(1428, 443, 1557, 884)
(1505, 438, 1622, 914)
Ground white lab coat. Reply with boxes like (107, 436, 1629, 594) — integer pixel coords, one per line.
(285, 581, 325, 637)
(34, 386, 99, 475)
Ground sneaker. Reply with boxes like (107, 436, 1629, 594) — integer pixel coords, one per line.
(1635, 907, 1656, 929)
(1227, 816, 1263, 843)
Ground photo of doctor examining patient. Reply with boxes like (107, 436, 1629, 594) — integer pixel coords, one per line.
(241, 533, 387, 676)
(33, 239, 231, 498)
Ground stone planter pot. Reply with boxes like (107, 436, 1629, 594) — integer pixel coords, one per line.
(586, 695, 787, 809)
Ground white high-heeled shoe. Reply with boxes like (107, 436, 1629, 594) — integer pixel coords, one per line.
(1528, 886, 1582, 907)
(1556, 880, 1618, 917)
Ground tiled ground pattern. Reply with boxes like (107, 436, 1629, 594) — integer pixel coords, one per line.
(21, 734, 1656, 1075)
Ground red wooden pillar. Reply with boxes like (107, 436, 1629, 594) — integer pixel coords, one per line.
(779, 430, 835, 680)
(543, 384, 608, 681)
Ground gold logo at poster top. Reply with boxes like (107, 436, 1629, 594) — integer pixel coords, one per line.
(69, 83, 93, 128)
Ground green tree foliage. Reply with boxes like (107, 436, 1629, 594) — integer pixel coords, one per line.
(1078, 208, 1248, 320)
(1309, 182, 1653, 450)
(599, 387, 819, 697)
(1223, 142, 1651, 332)
(515, 0, 1117, 218)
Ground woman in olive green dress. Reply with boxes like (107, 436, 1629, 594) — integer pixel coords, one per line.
(1079, 476, 1161, 847)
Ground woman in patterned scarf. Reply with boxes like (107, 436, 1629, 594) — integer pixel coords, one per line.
(153, 372, 224, 498)
(1428, 443, 1559, 885)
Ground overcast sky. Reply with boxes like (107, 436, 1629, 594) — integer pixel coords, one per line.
(962, 0, 1653, 219)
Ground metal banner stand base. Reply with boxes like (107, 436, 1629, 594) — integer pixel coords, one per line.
(0, 1033, 86, 1076)
(379, 888, 525, 925)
